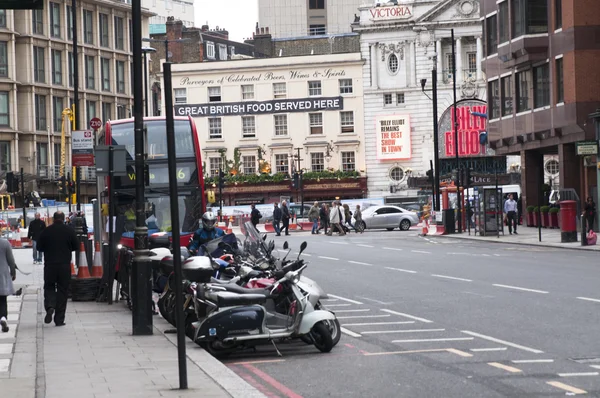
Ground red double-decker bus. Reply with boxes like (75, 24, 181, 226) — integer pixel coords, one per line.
(99, 116, 206, 247)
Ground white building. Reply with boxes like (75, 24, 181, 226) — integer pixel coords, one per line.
(144, 0, 194, 33)
(352, 0, 489, 199)
(258, 0, 365, 38)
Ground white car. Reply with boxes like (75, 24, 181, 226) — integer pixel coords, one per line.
(356, 205, 419, 231)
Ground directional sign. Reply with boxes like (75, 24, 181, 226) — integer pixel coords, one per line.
(89, 117, 102, 130)
(576, 141, 598, 156)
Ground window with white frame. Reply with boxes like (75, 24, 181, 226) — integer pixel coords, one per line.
(340, 111, 354, 133)
(218, 44, 227, 60)
(274, 114, 288, 136)
(273, 83, 286, 99)
(242, 155, 256, 174)
(242, 116, 256, 138)
(229, 46, 235, 56)
(339, 79, 353, 94)
(341, 151, 355, 172)
(308, 81, 321, 96)
(309, 113, 323, 135)
(208, 86, 221, 102)
(209, 157, 223, 176)
(208, 118, 222, 139)
(467, 52, 477, 73)
(384, 93, 392, 105)
(396, 93, 405, 104)
(311, 152, 325, 172)
(174, 88, 187, 104)
(206, 42, 215, 59)
(275, 154, 289, 174)
(241, 85, 254, 100)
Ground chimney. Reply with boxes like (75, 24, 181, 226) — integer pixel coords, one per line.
(250, 25, 273, 57)
(166, 19, 185, 63)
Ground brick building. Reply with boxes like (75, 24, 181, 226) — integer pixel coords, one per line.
(481, 0, 600, 221)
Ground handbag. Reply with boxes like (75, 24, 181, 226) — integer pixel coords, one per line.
(586, 230, 597, 245)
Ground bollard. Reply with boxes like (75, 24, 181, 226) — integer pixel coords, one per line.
(581, 215, 588, 246)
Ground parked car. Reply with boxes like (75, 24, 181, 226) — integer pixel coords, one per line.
(356, 205, 419, 231)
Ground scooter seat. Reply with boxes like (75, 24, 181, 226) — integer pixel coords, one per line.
(214, 292, 266, 307)
(216, 283, 271, 297)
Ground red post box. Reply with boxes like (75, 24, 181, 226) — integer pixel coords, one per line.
(559, 200, 577, 243)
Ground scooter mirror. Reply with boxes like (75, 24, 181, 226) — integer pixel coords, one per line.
(300, 241, 308, 254)
(262, 234, 267, 241)
(283, 241, 289, 250)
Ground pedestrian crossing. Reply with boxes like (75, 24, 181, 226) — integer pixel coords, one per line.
(0, 295, 21, 374)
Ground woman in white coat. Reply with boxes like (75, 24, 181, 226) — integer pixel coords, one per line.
(0, 238, 17, 333)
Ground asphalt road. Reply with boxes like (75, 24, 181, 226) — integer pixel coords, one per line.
(223, 230, 600, 398)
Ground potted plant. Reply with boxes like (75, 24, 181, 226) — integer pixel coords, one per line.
(540, 206, 550, 228)
(526, 205, 535, 227)
(532, 206, 539, 227)
(549, 207, 560, 229)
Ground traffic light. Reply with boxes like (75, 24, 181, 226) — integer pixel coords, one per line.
(218, 169, 225, 190)
(464, 168, 472, 187)
(426, 169, 434, 185)
(6, 172, 16, 193)
(207, 190, 216, 203)
(58, 176, 66, 194)
(292, 172, 299, 189)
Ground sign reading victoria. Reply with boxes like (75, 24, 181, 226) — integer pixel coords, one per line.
(174, 97, 344, 117)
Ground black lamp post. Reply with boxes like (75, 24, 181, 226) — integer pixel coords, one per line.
(142, 47, 157, 117)
(450, 28, 462, 234)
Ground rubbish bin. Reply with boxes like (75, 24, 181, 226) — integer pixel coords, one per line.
(559, 200, 577, 243)
(443, 209, 455, 234)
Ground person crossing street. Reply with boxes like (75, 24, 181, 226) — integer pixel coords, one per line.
(28, 212, 46, 264)
(504, 194, 518, 235)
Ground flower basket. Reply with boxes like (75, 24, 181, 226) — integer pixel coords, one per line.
(549, 207, 560, 229)
(532, 207, 539, 227)
(540, 206, 550, 228)
(526, 206, 535, 227)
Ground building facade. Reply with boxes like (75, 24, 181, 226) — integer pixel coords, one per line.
(161, 52, 367, 205)
(0, 2, 150, 202)
(143, 0, 194, 34)
(481, 0, 600, 212)
(352, 1, 490, 200)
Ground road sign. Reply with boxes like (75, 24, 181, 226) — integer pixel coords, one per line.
(89, 117, 102, 130)
(576, 141, 598, 156)
(72, 130, 95, 167)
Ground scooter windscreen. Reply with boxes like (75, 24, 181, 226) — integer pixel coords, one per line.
(198, 233, 239, 257)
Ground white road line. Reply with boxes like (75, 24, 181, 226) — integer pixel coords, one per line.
(340, 327, 362, 338)
(511, 359, 554, 364)
(348, 260, 373, 266)
(461, 331, 544, 354)
(431, 274, 473, 282)
(319, 256, 339, 261)
(333, 309, 371, 313)
(342, 321, 415, 327)
(301, 253, 312, 257)
(337, 315, 391, 319)
(411, 250, 431, 254)
(492, 284, 549, 294)
(470, 348, 507, 352)
(385, 267, 417, 274)
(546, 381, 587, 395)
(328, 241, 348, 245)
(362, 329, 445, 335)
(558, 372, 599, 377)
(327, 294, 363, 305)
(322, 304, 352, 307)
(447, 252, 471, 256)
(481, 254, 491, 257)
(576, 296, 600, 303)
(590, 365, 600, 370)
(382, 247, 403, 251)
(356, 296, 393, 305)
(357, 244, 374, 248)
(381, 309, 433, 323)
(392, 337, 474, 343)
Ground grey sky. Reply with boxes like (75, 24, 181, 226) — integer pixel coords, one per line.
(195, 0, 258, 43)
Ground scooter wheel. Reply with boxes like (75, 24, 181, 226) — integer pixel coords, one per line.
(311, 321, 334, 353)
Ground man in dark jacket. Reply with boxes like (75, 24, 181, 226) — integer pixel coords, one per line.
(36, 211, 79, 326)
(272, 203, 282, 236)
(281, 201, 291, 236)
(27, 212, 46, 264)
(250, 204, 262, 228)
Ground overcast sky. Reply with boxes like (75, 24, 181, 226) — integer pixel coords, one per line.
(194, 0, 259, 42)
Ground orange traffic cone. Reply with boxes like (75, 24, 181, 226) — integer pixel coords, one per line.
(226, 217, 233, 234)
(91, 241, 103, 278)
(76, 242, 91, 279)
(71, 261, 77, 277)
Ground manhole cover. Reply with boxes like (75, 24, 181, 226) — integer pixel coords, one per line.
(570, 357, 600, 364)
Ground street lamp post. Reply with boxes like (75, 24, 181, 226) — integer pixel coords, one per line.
(451, 28, 462, 234)
(142, 47, 157, 117)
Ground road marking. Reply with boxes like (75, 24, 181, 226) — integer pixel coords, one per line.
(461, 331, 544, 354)
(342, 321, 415, 327)
(382, 247, 403, 251)
(546, 381, 587, 395)
(229, 359, 286, 365)
(558, 372, 599, 377)
(333, 309, 371, 313)
(488, 362, 522, 373)
(411, 250, 431, 254)
(362, 329, 445, 335)
(319, 256, 339, 261)
(381, 309, 434, 323)
(481, 254, 491, 257)
(447, 252, 471, 256)
(242, 364, 303, 398)
(323, 304, 352, 307)
(590, 365, 600, 370)
(385, 267, 417, 274)
(447, 349, 473, 358)
(512, 359, 554, 364)
(493, 254, 501, 257)
(327, 241, 348, 245)
(337, 315, 391, 319)
(301, 253, 311, 257)
(356, 296, 393, 305)
(357, 244, 374, 248)
(363, 348, 449, 357)
(392, 337, 474, 343)
(328, 294, 363, 305)
(432, 274, 473, 282)
(470, 347, 507, 352)
(492, 284, 549, 294)
(348, 260, 373, 266)
(576, 297, 600, 303)
(340, 327, 362, 338)
(322, 298, 339, 302)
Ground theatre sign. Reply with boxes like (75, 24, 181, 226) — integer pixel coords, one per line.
(438, 99, 493, 159)
(369, 4, 413, 22)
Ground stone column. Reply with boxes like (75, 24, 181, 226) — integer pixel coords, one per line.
(456, 36, 463, 85)
(435, 40, 443, 80)
(410, 40, 417, 86)
(476, 36, 483, 81)
(521, 149, 543, 211)
(559, 143, 581, 195)
(370, 43, 379, 89)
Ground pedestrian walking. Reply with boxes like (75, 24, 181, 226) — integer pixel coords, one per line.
(318, 204, 329, 235)
(0, 238, 17, 333)
(584, 196, 596, 232)
(308, 201, 320, 234)
(36, 211, 79, 327)
(343, 203, 354, 232)
(272, 203, 282, 236)
(504, 194, 518, 235)
(281, 201, 291, 236)
(354, 204, 363, 233)
(328, 202, 345, 236)
(28, 212, 46, 264)
(250, 204, 262, 229)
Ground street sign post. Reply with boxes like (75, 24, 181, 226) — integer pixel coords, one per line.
(576, 141, 598, 156)
(89, 117, 102, 131)
(72, 130, 95, 167)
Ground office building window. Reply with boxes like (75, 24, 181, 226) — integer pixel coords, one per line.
(206, 42, 215, 59)
(533, 63, 550, 108)
(512, 0, 548, 37)
(53, 143, 60, 166)
(242, 155, 256, 174)
(309, 0, 324, 9)
(208, 118, 222, 139)
(33, 46, 45, 83)
(117, 105, 127, 119)
(52, 96, 63, 132)
(339, 79, 353, 94)
(516, 70, 531, 112)
(101, 58, 110, 91)
(311, 153, 325, 172)
(309, 113, 323, 135)
(555, 0, 562, 30)
(116, 61, 125, 93)
(273, 83, 286, 99)
(384, 93, 393, 105)
(242, 116, 255, 138)
(50, 2, 61, 38)
(309, 25, 326, 35)
(86, 100, 96, 121)
(85, 55, 95, 89)
(37, 143, 48, 169)
(66, 5, 73, 40)
(102, 102, 112, 122)
(0, 10, 6, 28)
(341, 152, 355, 172)
(32, 9, 43, 35)
(556, 57, 564, 103)
(501, 76, 513, 116)
(114, 16, 124, 50)
(0, 141, 10, 171)
(340, 111, 354, 133)
(209, 157, 223, 176)
(486, 14, 498, 55)
(99, 14, 109, 47)
(174, 88, 186, 104)
(308, 81, 321, 96)
(275, 154, 288, 174)
(208, 87, 221, 102)
(52, 49, 62, 85)
(35, 94, 47, 131)
(274, 114, 288, 136)
(83, 9, 93, 44)
(0, 92, 9, 126)
(488, 79, 500, 119)
(0, 42, 7, 78)
(498, 1, 508, 44)
(241, 85, 254, 100)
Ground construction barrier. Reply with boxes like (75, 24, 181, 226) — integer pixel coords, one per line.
(71, 242, 101, 302)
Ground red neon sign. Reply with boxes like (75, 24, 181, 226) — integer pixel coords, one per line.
(444, 105, 487, 157)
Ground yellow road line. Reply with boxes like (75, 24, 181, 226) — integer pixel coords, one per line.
(546, 381, 587, 395)
(447, 348, 473, 358)
(487, 362, 522, 373)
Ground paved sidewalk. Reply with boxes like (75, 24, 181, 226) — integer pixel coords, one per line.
(1, 248, 266, 398)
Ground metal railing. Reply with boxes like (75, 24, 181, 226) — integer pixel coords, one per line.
(37, 165, 97, 182)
